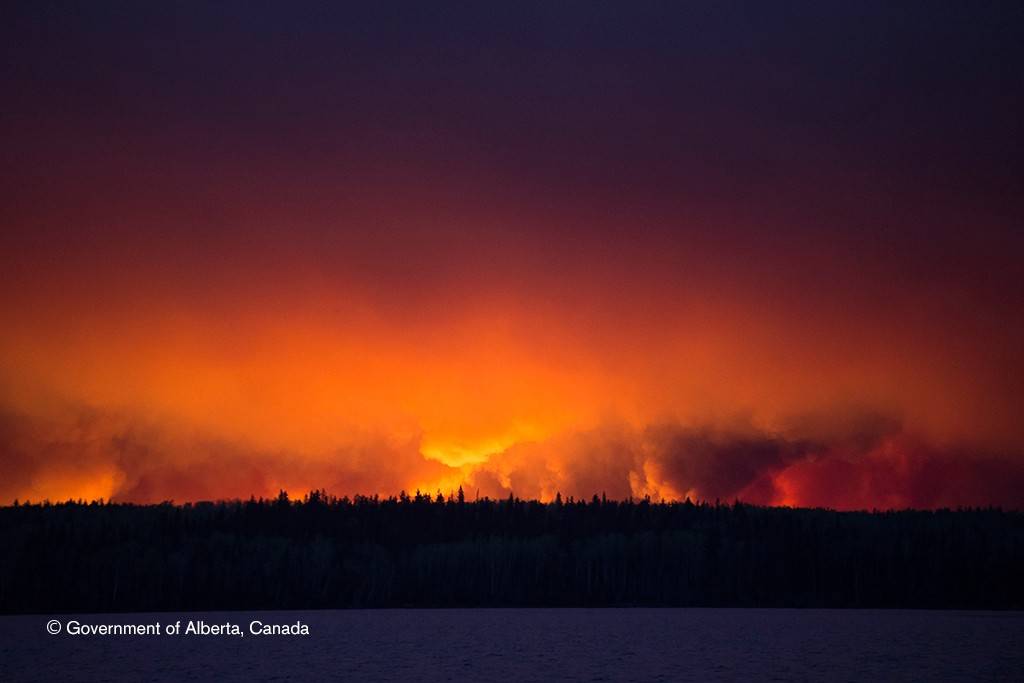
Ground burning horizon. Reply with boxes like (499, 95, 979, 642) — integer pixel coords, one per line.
(2, 3, 1022, 509)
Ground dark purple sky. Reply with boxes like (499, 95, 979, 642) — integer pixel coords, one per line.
(2, 2, 1023, 507)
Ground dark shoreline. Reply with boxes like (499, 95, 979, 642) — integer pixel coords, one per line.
(3, 494, 1022, 613)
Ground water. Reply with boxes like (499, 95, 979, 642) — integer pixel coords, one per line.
(2, 609, 1022, 681)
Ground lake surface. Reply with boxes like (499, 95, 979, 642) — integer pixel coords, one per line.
(2, 608, 1022, 681)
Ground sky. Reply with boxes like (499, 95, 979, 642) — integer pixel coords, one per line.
(1, 2, 1023, 508)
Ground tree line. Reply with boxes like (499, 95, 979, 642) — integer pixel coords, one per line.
(1, 489, 1021, 612)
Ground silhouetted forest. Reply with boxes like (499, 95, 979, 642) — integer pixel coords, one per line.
(2, 490, 1022, 613)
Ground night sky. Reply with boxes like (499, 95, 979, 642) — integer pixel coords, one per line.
(2, 2, 1023, 507)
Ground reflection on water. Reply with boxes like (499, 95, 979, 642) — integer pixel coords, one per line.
(3, 608, 1022, 682)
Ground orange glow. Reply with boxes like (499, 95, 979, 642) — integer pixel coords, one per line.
(0, 250, 1019, 507)
(3, 1, 1024, 512)
(2, 187, 1022, 510)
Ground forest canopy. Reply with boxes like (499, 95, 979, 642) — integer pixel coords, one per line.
(2, 491, 1021, 613)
